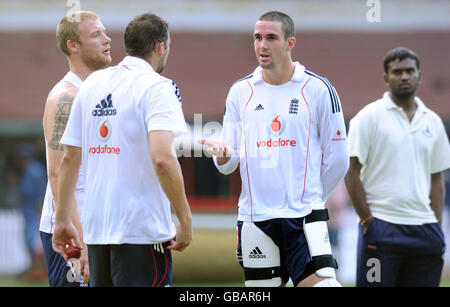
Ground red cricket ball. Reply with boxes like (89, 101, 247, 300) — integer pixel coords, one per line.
(64, 245, 81, 259)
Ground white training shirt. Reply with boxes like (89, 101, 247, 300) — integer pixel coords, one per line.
(39, 71, 85, 234)
(214, 62, 349, 222)
(348, 92, 450, 225)
(60, 56, 187, 244)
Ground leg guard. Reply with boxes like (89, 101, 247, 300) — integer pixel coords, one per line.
(313, 278, 342, 287)
(302, 203, 338, 279)
(241, 222, 281, 287)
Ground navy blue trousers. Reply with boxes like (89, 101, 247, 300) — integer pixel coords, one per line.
(356, 217, 445, 287)
(40, 231, 86, 287)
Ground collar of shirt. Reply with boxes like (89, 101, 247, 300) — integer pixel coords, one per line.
(383, 91, 428, 114)
(250, 61, 306, 85)
(66, 71, 83, 88)
(119, 56, 155, 72)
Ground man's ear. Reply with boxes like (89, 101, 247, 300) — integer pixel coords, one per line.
(287, 37, 296, 51)
(67, 40, 79, 55)
(156, 41, 165, 56)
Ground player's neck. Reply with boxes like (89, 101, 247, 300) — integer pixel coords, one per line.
(68, 58, 95, 81)
(389, 92, 417, 111)
(262, 61, 295, 86)
(144, 55, 163, 74)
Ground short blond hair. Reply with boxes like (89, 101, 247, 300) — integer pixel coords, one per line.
(56, 11, 99, 56)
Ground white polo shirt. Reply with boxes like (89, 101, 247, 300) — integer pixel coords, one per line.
(60, 56, 187, 244)
(348, 92, 450, 225)
(214, 63, 349, 222)
(40, 71, 85, 234)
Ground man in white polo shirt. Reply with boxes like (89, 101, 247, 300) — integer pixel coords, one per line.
(201, 11, 349, 287)
(345, 47, 450, 287)
(52, 13, 193, 286)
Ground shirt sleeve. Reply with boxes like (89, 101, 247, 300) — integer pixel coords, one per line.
(213, 87, 241, 175)
(143, 80, 187, 137)
(316, 84, 349, 201)
(60, 91, 83, 148)
(431, 116, 450, 174)
(347, 106, 373, 166)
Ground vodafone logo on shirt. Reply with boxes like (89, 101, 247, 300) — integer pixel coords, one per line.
(257, 138, 297, 148)
(256, 115, 297, 148)
(332, 130, 346, 141)
(89, 144, 120, 155)
(270, 115, 283, 134)
(88, 119, 121, 155)
(97, 120, 111, 141)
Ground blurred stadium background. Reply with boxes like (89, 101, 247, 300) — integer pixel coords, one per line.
(0, 0, 449, 286)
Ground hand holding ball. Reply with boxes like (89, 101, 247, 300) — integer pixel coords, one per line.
(64, 244, 81, 259)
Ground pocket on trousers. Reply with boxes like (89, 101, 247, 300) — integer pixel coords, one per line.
(362, 218, 387, 245)
(428, 223, 446, 253)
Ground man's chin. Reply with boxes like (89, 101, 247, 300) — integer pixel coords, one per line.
(87, 56, 111, 71)
(391, 88, 416, 99)
(259, 62, 274, 70)
(101, 55, 112, 67)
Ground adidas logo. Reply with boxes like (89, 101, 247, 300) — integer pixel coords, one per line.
(153, 243, 165, 254)
(248, 246, 266, 259)
(255, 104, 264, 111)
(92, 93, 117, 116)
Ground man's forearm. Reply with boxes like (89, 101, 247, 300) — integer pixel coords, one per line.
(71, 198, 84, 241)
(55, 150, 81, 223)
(154, 155, 192, 226)
(321, 157, 349, 201)
(344, 172, 371, 220)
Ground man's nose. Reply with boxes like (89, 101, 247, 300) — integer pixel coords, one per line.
(260, 38, 269, 49)
(103, 33, 111, 44)
(400, 71, 410, 80)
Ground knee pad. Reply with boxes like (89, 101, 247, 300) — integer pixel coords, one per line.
(241, 222, 281, 287)
(313, 278, 342, 287)
(302, 203, 338, 279)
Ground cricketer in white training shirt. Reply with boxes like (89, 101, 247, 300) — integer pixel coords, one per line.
(201, 11, 349, 287)
(59, 56, 187, 245)
(215, 63, 349, 222)
(53, 13, 192, 287)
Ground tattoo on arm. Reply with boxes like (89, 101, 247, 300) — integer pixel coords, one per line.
(48, 93, 75, 151)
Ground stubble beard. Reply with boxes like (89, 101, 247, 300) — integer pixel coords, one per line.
(82, 52, 111, 71)
(390, 87, 417, 100)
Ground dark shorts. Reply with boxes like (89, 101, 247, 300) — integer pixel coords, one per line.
(88, 242, 172, 287)
(40, 231, 87, 287)
(356, 217, 446, 287)
(236, 218, 311, 286)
